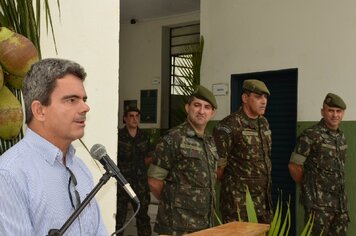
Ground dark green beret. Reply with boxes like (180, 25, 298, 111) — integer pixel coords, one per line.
(192, 85, 217, 109)
(324, 93, 346, 110)
(124, 106, 140, 116)
(243, 79, 270, 96)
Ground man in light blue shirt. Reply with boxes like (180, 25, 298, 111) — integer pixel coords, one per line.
(0, 58, 108, 236)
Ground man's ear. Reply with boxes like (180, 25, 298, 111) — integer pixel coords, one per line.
(242, 93, 248, 103)
(210, 108, 216, 119)
(185, 103, 189, 114)
(31, 101, 46, 121)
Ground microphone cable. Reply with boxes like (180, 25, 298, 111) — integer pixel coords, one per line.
(110, 202, 141, 236)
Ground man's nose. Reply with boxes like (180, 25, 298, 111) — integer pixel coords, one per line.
(81, 101, 90, 113)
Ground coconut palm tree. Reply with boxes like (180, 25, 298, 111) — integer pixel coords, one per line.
(0, 0, 59, 154)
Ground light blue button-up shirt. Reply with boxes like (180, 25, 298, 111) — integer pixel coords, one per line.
(0, 128, 108, 236)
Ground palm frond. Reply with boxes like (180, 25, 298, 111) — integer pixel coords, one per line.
(174, 36, 204, 95)
(0, 0, 59, 57)
(170, 36, 204, 127)
(0, 0, 59, 154)
(278, 195, 291, 236)
(301, 212, 315, 236)
(268, 191, 281, 235)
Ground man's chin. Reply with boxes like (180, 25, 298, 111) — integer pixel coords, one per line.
(195, 120, 208, 127)
(73, 131, 85, 140)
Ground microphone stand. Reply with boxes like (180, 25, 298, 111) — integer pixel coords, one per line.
(48, 171, 112, 236)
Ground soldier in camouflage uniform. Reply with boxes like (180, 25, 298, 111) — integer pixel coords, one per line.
(289, 93, 349, 236)
(116, 106, 152, 236)
(213, 79, 273, 224)
(147, 86, 218, 235)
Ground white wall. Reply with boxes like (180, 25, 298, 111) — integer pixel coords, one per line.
(41, 1, 119, 233)
(201, 0, 356, 121)
(119, 12, 200, 129)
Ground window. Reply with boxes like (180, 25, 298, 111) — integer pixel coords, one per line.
(171, 54, 194, 95)
(170, 23, 200, 96)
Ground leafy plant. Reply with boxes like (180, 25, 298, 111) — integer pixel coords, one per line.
(268, 191, 291, 236)
(0, 0, 60, 56)
(170, 36, 204, 127)
(0, 0, 59, 155)
(301, 212, 314, 236)
(173, 36, 204, 95)
(214, 187, 316, 236)
(245, 186, 258, 223)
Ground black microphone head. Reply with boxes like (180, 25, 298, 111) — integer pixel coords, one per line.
(90, 144, 107, 161)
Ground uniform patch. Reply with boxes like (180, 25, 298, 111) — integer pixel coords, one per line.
(180, 143, 202, 151)
(216, 126, 232, 134)
(242, 130, 258, 136)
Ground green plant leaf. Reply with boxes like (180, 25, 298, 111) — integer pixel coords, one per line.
(214, 210, 223, 225)
(0, 0, 60, 58)
(269, 190, 284, 236)
(272, 198, 283, 236)
(236, 201, 242, 222)
(285, 199, 291, 235)
(301, 212, 314, 236)
(268, 191, 281, 236)
(170, 36, 204, 126)
(245, 185, 258, 223)
(306, 213, 315, 236)
(278, 195, 291, 236)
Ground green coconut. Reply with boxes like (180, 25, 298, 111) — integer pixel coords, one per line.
(0, 85, 23, 140)
(0, 27, 39, 77)
(4, 73, 23, 89)
(0, 64, 3, 90)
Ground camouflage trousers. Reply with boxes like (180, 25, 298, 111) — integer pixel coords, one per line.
(220, 179, 272, 224)
(304, 208, 349, 236)
(116, 182, 151, 236)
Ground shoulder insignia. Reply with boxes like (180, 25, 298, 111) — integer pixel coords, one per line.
(216, 125, 232, 134)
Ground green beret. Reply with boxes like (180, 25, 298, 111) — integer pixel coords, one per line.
(124, 106, 140, 116)
(323, 93, 346, 110)
(243, 79, 270, 95)
(192, 85, 217, 109)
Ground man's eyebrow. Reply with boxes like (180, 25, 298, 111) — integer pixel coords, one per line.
(62, 95, 87, 100)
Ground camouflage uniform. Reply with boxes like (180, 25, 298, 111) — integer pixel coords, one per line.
(290, 119, 349, 236)
(116, 126, 152, 236)
(147, 121, 218, 235)
(213, 107, 273, 224)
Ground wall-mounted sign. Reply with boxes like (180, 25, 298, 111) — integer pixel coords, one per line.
(212, 83, 229, 96)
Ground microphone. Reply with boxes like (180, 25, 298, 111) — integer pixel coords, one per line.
(90, 144, 139, 204)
